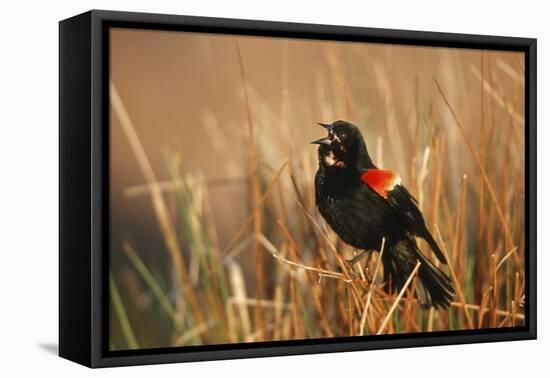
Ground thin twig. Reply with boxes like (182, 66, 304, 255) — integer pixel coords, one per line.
(220, 160, 288, 257)
(369, 296, 525, 321)
(228, 297, 294, 310)
(174, 321, 216, 346)
(376, 261, 421, 335)
(491, 254, 498, 327)
(434, 224, 475, 329)
(296, 202, 367, 315)
(227, 260, 252, 342)
(256, 233, 351, 282)
(276, 219, 335, 337)
(359, 238, 386, 336)
(434, 78, 513, 250)
(496, 246, 519, 271)
(235, 38, 265, 340)
(470, 65, 524, 125)
(296, 201, 350, 277)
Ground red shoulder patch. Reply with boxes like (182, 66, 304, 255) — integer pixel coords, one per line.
(361, 169, 401, 199)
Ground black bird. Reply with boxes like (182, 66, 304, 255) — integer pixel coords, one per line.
(312, 120, 455, 308)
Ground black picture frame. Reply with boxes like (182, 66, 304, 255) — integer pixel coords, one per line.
(59, 9, 537, 368)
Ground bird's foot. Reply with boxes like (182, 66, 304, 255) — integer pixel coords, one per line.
(345, 250, 373, 266)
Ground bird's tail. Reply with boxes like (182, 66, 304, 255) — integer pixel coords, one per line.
(383, 238, 455, 309)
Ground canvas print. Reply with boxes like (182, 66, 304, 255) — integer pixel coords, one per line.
(108, 27, 526, 350)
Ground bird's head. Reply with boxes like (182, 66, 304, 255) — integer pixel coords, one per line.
(311, 120, 372, 170)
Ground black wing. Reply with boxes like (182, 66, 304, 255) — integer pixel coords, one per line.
(386, 184, 447, 264)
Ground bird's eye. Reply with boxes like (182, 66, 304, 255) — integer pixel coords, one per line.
(339, 133, 347, 140)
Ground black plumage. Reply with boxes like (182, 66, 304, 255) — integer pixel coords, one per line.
(312, 120, 455, 308)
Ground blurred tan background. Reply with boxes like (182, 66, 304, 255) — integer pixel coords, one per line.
(109, 27, 525, 349)
(110, 27, 523, 251)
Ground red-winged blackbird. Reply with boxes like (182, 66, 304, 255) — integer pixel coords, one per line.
(312, 120, 455, 308)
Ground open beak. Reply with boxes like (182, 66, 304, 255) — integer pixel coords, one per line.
(311, 137, 331, 146)
(312, 122, 333, 145)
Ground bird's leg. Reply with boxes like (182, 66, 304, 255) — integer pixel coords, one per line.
(346, 250, 373, 266)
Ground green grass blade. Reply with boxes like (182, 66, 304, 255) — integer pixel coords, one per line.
(123, 243, 181, 328)
(110, 273, 139, 349)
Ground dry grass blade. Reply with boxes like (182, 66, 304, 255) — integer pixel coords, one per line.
(223, 235, 256, 262)
(174, 321, 216, 346)
(511, 300, 516, 327)
(296, 201, 368, 317)
(417, 147, 430, 209)
(110, 81, 205, 327)
(228, 260, 253, 342)
(496, 59, 524, 85)
(434, 78, 513, 250)
(296, 201, 350, 278)
(221, 160, 289, 257)
(470, 65, 524, 125)
(276, 220, 300, 256)
(450, 302, 524, 321)
(256, 233, 351, 282)
(276, 220, 335, 337)
(359, 238, 386, 336)
(496, 247, 518, 271)
(228, 297, 293, 310)
(108, 39, 526, 347)
(235, 38, 265, 340)
(376, 261, 421, 335)
(434, 224, 475, 329)
(490, 254, 498, 327)
(477, 287, 492, 327)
